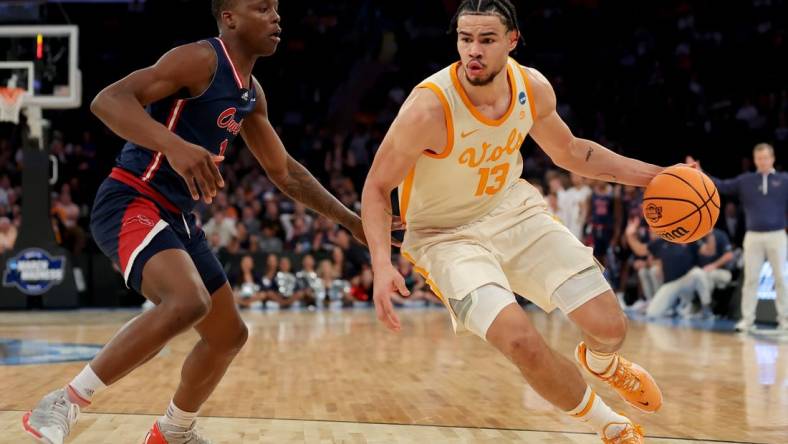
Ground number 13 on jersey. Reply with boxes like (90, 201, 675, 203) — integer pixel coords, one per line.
(475, 163, 510, 196)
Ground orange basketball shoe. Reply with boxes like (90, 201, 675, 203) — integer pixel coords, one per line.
(575, 342, 663, 413)
(601, 422, 645, 444)
(143, 419, 212, 444)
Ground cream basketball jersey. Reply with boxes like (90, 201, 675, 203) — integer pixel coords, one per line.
(398, 58, 537, 230)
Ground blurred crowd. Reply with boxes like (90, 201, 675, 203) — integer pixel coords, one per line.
(0, 0, 785, 314)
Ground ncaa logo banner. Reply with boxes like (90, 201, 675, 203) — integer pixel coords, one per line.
(3, 248, 66, 295)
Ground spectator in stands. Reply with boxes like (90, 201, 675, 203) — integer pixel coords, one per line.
(333, 228, 368, 280)
(235, 222, 251, 251)
(53, 185, 79, 228)
(615, 186, 645, 302)
(697, 228, 736, 296)
(203, 210, 238, 248)
(260, 196, 285, 236)
(217, 236, 243, 279)
(294, 254, 319, 308)
(721, 202, 745, 248)
(545, 170, 566, 216)
(589, 180, 621, 270)
(281, 202, 314, 239)
(258, 223, 284, 254)
(268, 256, 299, 308)
(561, 173, 591, 241)
(633, 227, 660, 313)
(0, 174, 11, 207)
(233, 255, 264, 309)
(625, 217, 713, 319)
(52, 185, 86, 255)
(317, 258, 353, 307)
(259, 253, 281, 306)
(692, 144, 787, 331)
(285, 216, 314, 254)
(240, 206, 261, 239)
(311, 215, 338, 254)
(208, 232, 222, 254)
(0, 216, 16, 254)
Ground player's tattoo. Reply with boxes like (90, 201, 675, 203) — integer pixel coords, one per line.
(278, 157, 355, 226)
(585, 146, 594, 162)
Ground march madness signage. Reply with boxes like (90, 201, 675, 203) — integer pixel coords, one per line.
(3, 248, 66, 295)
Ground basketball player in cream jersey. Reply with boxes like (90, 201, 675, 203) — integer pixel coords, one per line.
(362, 1, 685, 443)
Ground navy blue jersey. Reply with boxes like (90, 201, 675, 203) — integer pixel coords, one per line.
(114, 38, 256, 213)
(591, 188, 615, 228)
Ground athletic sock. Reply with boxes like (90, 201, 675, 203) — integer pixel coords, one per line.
(585, 348, 618, 377)
(566, 386, 631, 438)
(160, 400, 198, 429)
(66, 364, 106, 407)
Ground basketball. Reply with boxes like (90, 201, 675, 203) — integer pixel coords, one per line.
(643, 165, 720, 244)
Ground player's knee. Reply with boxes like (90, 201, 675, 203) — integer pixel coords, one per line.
(225, 322, 249, 353)
(593, 312, 628, 346)
(506, 334, 548, 366)
(164, 286, 212, 327)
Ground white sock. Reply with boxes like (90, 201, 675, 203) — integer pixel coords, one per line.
(161, 400, 198, 429)
(567, 386, 631, 438)
(67, 364, 106, 407)
(585, 348, 618, 376)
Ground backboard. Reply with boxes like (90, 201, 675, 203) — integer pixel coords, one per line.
(0, 25, 81, 110)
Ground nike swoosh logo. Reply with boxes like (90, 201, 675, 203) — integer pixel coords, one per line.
(637, 401, 649, 407)
(461, 129, 480, 138)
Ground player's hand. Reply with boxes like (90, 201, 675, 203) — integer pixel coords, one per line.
(165, 141, 225, 204)
(682, 156, 701, 170)
(625, 216, 640, 237)
(371, 262, 409, 332)
(702, 263, 717, 272)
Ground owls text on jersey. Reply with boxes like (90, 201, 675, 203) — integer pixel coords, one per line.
(111, 37, 257, 214)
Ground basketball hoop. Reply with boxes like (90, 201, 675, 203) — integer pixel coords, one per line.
(0, 87, 25, 124)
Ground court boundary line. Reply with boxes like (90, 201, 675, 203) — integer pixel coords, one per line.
(0, 409, 764, 444)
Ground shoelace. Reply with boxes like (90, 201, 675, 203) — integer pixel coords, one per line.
(48, 397, 78, 436)
(607, 359, 641, 393)
(602, 424, 644, 444)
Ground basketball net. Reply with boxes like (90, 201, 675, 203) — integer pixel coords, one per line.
(0, 87, 25, 124)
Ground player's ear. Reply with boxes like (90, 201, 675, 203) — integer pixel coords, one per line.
(508, 30, 519, 51)
(221, 11, 237, 30)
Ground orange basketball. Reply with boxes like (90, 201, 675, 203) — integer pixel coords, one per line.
(642, 165, 720, 244)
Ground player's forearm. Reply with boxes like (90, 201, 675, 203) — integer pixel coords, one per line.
(272, 157, 357, 228)
(360, 184, 394, 267)
(91, 88, 180, 155)
(561, 138, 663, 187)
(626, 232, 649, 257)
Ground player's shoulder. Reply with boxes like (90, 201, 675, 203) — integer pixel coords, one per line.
(514, 62, 554, 117)
(397, 86, 446, 128)
(517, 63, 550, 87)
(156, 40, 216, 69)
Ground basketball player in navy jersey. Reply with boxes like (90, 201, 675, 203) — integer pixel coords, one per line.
(23, 1, 366, 443)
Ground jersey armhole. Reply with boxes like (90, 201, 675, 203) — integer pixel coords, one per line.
(416, 82, 454, 159)
(517, 65, 538, 120)
(186, 40, 220, 101)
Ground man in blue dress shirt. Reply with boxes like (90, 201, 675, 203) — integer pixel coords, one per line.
(692, 143, 787, 331)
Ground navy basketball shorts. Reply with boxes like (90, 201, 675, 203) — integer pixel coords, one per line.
(90, 168, 227, 296)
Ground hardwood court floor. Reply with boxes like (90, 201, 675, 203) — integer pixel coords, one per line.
(1, 308, 786, 443)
